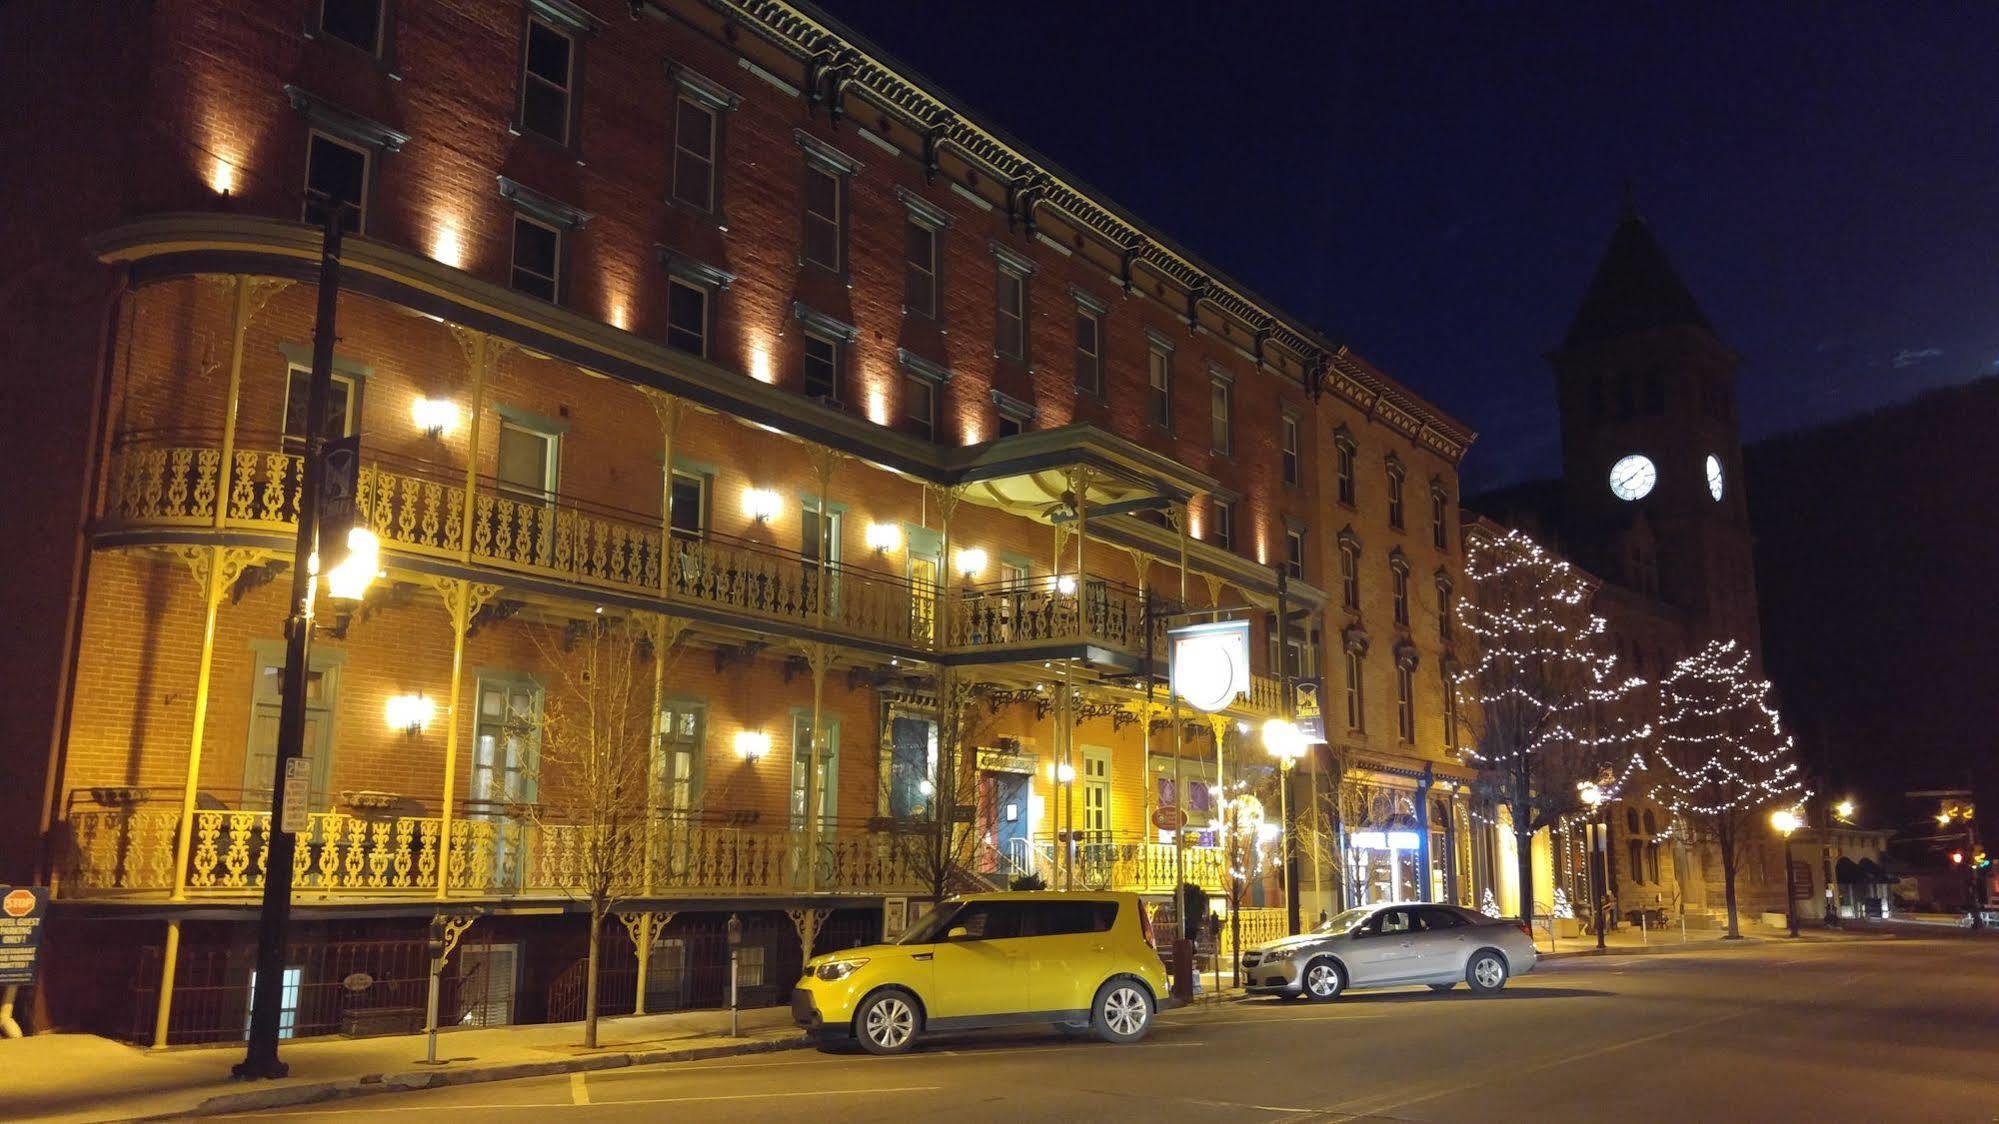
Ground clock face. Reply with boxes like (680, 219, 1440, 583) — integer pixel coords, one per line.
(1608, 454, 1657, 502)
(1706, 454, 1725, 501)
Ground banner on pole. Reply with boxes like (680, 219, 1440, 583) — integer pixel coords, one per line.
(1295, 678, 1326, 743)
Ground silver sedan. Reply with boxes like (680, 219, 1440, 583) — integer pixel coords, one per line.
(1240, 903, 1539, 1000)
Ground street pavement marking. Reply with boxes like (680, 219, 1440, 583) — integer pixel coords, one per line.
(235, 1086, 943, 1117)
(569, 1071, 590, 1105)
(1320, 1007, 1755, 1119)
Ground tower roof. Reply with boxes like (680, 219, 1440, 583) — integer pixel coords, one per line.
(1561, 216, 1712, 351)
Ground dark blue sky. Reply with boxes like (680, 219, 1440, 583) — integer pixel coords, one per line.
(819, 1, 1999, 489)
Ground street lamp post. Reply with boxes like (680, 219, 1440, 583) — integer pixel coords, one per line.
(1578, 782, 1608, 952)
(236, 202, 377, 1078)
(1771, 808, 1803, 939)
(1263, 719, 1306, 936)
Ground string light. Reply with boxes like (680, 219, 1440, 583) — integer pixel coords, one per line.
(1646, 639, 1807, 819)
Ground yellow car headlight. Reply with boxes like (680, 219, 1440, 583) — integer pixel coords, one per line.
(815, 958, 869, 981)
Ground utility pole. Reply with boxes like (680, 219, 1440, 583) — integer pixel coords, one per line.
(235, 203, 347, 1079)
(1275, 568, 1301, 937)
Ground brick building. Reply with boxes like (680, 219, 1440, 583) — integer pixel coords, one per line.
(1474, 211, 1790, 926)
(1, 0, 1475, 1041)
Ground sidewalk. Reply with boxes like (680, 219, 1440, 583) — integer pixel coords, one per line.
(1533, 916, 1880, 959)
(7, 1006, 805, 1123)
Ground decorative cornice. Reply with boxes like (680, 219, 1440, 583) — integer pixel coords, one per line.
(714, 0, 1475, 460)
(497, 176, 593, 229)
(283, 85, 409, 153)
(668, 61, 741, 111)
(896, 186, 951, 229)
(658, 247, 736, 290)
(987, 239, 1036, 276)
(791, 299, 858, 342)
(527, 0, 601, 33)
(896, 347, 953, 384)
(794, 129, 862, 175)
(989, 387, 1036, 421)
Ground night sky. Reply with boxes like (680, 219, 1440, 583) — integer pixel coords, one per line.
(817, 1, 1999, 490)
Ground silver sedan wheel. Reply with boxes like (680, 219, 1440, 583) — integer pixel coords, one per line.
(1103, 986, 1149, 1038)
(862, 995, 916, 1051)
(1304, 961, 1342, 999)
(1470, 953, 1507, 992)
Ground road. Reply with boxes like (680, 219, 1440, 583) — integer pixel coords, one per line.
(230, 936, 1999, 1123)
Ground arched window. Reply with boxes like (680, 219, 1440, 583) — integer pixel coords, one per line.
(1625, 807, 1640, 834)
(1643, 809, 1657, 835)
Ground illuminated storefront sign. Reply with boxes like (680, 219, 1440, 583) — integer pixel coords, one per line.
(1169, 619, 1251, 713)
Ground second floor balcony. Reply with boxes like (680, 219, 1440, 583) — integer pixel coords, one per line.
(101, 431, 1174, 670)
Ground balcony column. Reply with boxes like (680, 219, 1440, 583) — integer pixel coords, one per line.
(927, 484, 960, 646)
(209, 275, 291, 530)
(1169, 501, 1190, 926)
(642, 613, 687, 897)
(448, 327, 500, 565)
(810, 449, 845, 626)
(431, 578, 498, 899)
(650, 392, 683, 599)
(150, 919, 180, 1050)
(167, 548, 256, 901)
(798, 641, 836, 894)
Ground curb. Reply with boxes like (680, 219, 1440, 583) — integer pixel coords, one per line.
(1537, 932, 1885, 962)
(144, 1033, 810, 1119)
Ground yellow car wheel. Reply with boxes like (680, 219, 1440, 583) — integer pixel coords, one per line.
(855, 988, 921, 1055)
(1091, 978, 1153, 1044)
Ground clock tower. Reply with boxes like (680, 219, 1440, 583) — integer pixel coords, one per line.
(1549, 213, 1761, 649)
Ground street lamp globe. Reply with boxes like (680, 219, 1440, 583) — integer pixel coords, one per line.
(1577, 781, 1604, 808)
(1834, 799, 1857, 823)
(1262, 718, 1305, 762)
(1769, 808, 1803, 837)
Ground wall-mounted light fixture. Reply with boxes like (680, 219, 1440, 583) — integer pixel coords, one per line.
(734, 730, 771, 761)
(410, 397, 460, 439)
(1056, 575, 1078, 596)
(385, 693, 435, 736)
(955, 547, 987, 579)
(742, 487, 782, 523)
(865, 522, 902, 553)
(1053, 761, 1075, 784)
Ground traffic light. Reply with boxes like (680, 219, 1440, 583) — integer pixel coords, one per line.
(1977, 851, 1992, 870)
(1949, 850, 1964, 865)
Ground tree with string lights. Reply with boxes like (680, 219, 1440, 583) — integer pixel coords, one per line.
(1454, 527, 1646, 924)
(1648, 638, 1806, 939)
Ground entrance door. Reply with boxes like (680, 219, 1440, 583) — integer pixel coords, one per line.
(456, 942, 520, 1026)
(994, 773, 1030, 876)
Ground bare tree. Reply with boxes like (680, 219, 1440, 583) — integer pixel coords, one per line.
(1455, 528, 1645, 922)
(519, 616, 657, 1049)
(1649, 639, 1805, 939)
(880, 672, 996, 901)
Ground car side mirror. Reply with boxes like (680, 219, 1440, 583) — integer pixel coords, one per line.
(945, 926, 970, 941)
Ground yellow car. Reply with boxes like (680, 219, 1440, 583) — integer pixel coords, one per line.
(792, 890, 1175, 1054)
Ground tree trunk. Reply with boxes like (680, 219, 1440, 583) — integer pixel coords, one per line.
(584, 901, 603, 1048)
(1514, 825, 1536, 925)
(1717, 820, 1741, 939)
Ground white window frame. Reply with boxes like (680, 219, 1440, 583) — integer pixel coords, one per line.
(317, 0, 386, 57)
(665, 275, 709, 357)
(1074, 306, 1102, 395)
(995, 265, 1027, 361)
(1345, 649, 1365, 732)
(802, 163, 843, 272)
(496, 416, 560, 504)
(1391, 559, 1410, 626)
(1147, 346, 1172, 428)
(508, 212, 562, 301)
(1396, 663, 1415, 742)
(1211, 499, 1233, 552)
(1210, 374, 1233, 455)
(1281, 414, 1300, 486)
(281, 363, 360, 443)
(1080, 746, 1111, 837)
(905, 217, 939, 320)
(302, 128, 371, 234)
(519, 15, 575, 146)
(671, 94, 718, 212)
(802, 328, 843, 403)
(903, 372, 935, 441)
